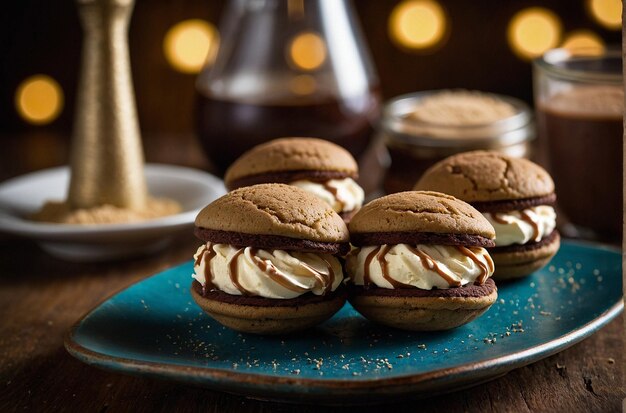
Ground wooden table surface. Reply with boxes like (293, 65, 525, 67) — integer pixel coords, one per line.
(0, 133, 624, 412)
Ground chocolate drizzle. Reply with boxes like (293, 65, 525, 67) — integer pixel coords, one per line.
(322, 182, 345, 212)
(519, 210, 541, 241)
(359, 244, 494, 288)
(406, 246, 462, 287)
(491, 210, 542, 242)
(319, 256, 336, 295)
(194, 245, 206, 267)
(362, 246, 379, 286)
(491, 213, 510, 225)
(194, 244, 337, 297)
(195, 243, 218, 294)
(378, 245, 414, 288)
(228, 248, 252, 295)
(456, 246, 494, 284)
(248, 248, 308, 294)
(299, 257, 335, 295)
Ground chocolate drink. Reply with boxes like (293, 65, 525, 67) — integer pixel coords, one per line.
(196, 89, 381, 174)
(537, 85, 623, 237)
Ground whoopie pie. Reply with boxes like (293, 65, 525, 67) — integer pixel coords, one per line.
(415, 151, 560, 280)
(224, 137, 364, 222)
(191, 184, 350, 334)
(346, 191, 498, 331)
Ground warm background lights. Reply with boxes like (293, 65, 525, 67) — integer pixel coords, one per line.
(587, 0, 622, 29)
(507, 7, 562, 60)
(388, 0, 447, 50)
(163, 19, 218, 74)
(15, 75, 63, 125)
(562, 30, 605, 53)
(288, 32, 327, 71)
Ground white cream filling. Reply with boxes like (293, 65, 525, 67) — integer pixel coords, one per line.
(192, 244, 343, 299)
(484, 205, 556, 247)
(346, 244, 494, 290)
(290, 178, 364, 214)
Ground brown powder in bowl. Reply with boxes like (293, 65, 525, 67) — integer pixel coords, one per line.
(31, 197, 182, 225)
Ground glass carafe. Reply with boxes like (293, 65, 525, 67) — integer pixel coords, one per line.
(196, 0, 381, 174)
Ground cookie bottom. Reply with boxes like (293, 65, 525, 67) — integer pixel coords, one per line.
(191, 281, 346, 335)
(490, 231, 560, 280)
(348, 279, 497, 331)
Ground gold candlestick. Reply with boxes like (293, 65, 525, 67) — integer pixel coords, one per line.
(68, 0, 147, 210)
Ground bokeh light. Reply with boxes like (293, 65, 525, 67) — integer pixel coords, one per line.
(508, 8, 562, 60)
(388, 0, 447, 50)
(288, 32, 327, 71)
(15, 75, 63, 125)
(289, 74, 317, 95)
(587, 0, 622, 30)
(164, 19, 218, 74)
(562, 30, 605, 54)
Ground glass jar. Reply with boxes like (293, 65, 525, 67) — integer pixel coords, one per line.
(379, 91, 535, 194)
(195, 0, 381, 174)
(534, 47, 622, 240)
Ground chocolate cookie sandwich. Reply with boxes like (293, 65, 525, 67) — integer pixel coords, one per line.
(415, 151, 560, 280)
(345, 191, 497, 331)
(224, 137, 364, 222)
(190, 183, 350, 335)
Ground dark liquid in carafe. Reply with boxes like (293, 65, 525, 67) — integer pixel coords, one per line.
(196, 89, 380, 174)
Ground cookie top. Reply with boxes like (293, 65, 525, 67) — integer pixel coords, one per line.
(195, 184, 350, 244)
(349, 191, 495, 246)
(414, 151, 554, 202)
(224, 137, 358, 189)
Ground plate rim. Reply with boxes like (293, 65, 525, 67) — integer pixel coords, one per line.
(64, 240, 624, 395)
(64, 302, 623, 390)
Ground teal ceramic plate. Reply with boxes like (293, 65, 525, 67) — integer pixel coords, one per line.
(65, 241, 622, 404)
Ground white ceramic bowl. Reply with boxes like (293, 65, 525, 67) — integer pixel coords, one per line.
(0, 164, 225, 261)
